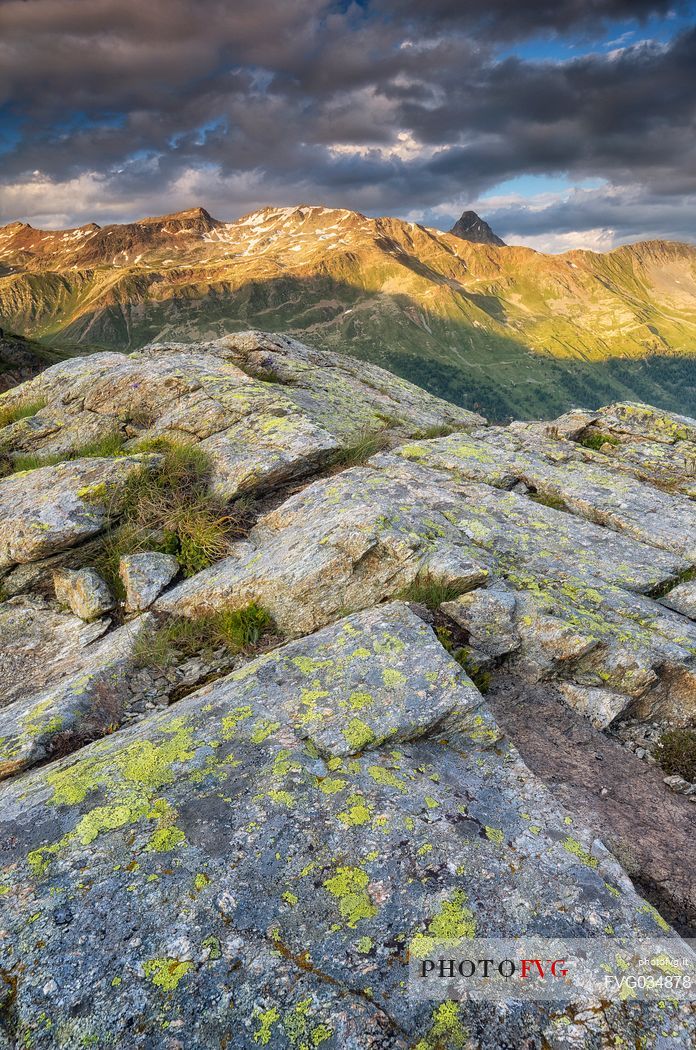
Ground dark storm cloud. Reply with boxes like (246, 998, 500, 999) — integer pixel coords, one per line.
(383, 0, 685, 38)
(0, 0, 694, 246)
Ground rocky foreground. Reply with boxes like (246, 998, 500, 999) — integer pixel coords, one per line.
(0, 332, 695, 1047)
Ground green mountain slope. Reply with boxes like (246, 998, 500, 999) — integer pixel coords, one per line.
(0, 327, 72, 392)
(0, 205, 695, 419)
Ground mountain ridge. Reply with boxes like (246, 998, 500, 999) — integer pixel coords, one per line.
(1, 202, 695, 420)
(3, 202, 695, 259)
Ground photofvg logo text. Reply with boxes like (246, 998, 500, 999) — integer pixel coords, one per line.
(421, 955, 569, 981)
(409, 937, 696, 1003)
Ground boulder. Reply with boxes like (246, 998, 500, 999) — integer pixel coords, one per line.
(0, 454, 159, 569)
(441, 585, 519, 657)
(594, 401, 696, 445)
(541, 407, 600, 440)
(53, 567, 115, 621)
(120, 552, 179, 611)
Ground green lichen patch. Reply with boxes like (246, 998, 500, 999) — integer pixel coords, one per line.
(142, 957, 194, 992)
(562, 836, 598, 869)
(323, 865, 378, 927)
(27, 719, 200, 876)
(342, 718, 377, 753)
(410, 891, 477, 958)
(146, 826, 186, 852)
(253, 1005, 281, 1045)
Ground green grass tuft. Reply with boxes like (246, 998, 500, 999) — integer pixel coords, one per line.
(135, 604, 276, 668)
(8, 428, 128, 474)
(655, 728, 696, 781)
(414, 424, 454, 439)
(73, 433, 127, 458)
(11, 452, 64, 473)
(94, 437, 250, 590)
(398, 574, 468, 609)
(329, 428, 390, 468)
(10, 431, 128, 473)
(579, 429, 622, 451)
(0, 398, 47, 430)
(529, 491, 568, 512)
(374, 412, 401, 428)
(435, 627, 491, 693)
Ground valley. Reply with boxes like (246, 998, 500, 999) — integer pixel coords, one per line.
(1, 204, 695, 420)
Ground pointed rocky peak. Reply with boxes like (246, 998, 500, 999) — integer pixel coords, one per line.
(450, 210, 506, 246)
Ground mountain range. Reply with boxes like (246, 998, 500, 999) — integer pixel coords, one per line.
(1, 204, 695, 419)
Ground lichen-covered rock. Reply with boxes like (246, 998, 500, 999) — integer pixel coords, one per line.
(120, 552, 179, 611)
(2, 345, 696, 1045)
(0, 532, 112, 598)
(593, 401, 696, 445)
(556, 681, 631, 728)
(0, 331, 482, 502)
(53, 567, 115, 621)
(506, 570, 696, 726)
(0, 604, 692, 1048)
(395, 424, 696, 558)
(659, 580, 696, 620)
(0, 615, 151, 780)
(588, 437, 696, 498)
(154, 445, 696, 729)
(0, 595, 109, 709)
(0, 454, 158, 569)
(441, 585, 520, 657)
(156, 465, 492, 635)
(543, 408, 600, 439)
(540, 402, 696, 496)
(377, 453, 689, 595)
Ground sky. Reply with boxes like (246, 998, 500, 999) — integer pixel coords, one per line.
(1, 0, 695, 252)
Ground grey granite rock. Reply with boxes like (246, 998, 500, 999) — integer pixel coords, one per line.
(395, 425, 696, 559)
(660, 580, 696, 620)
(0, 454, 159, 569)
(53, 567, 115, 621)
(0, 615, 151, 780)
(0, 330, 482, 502)
(0, 604, 692, 1048)
(441, 585, 520, 657)
(156, 465, 493, 635)
(1, 344, 696, 1048)
(0, 595, 109, 709)
(120, 552, 179, 611)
